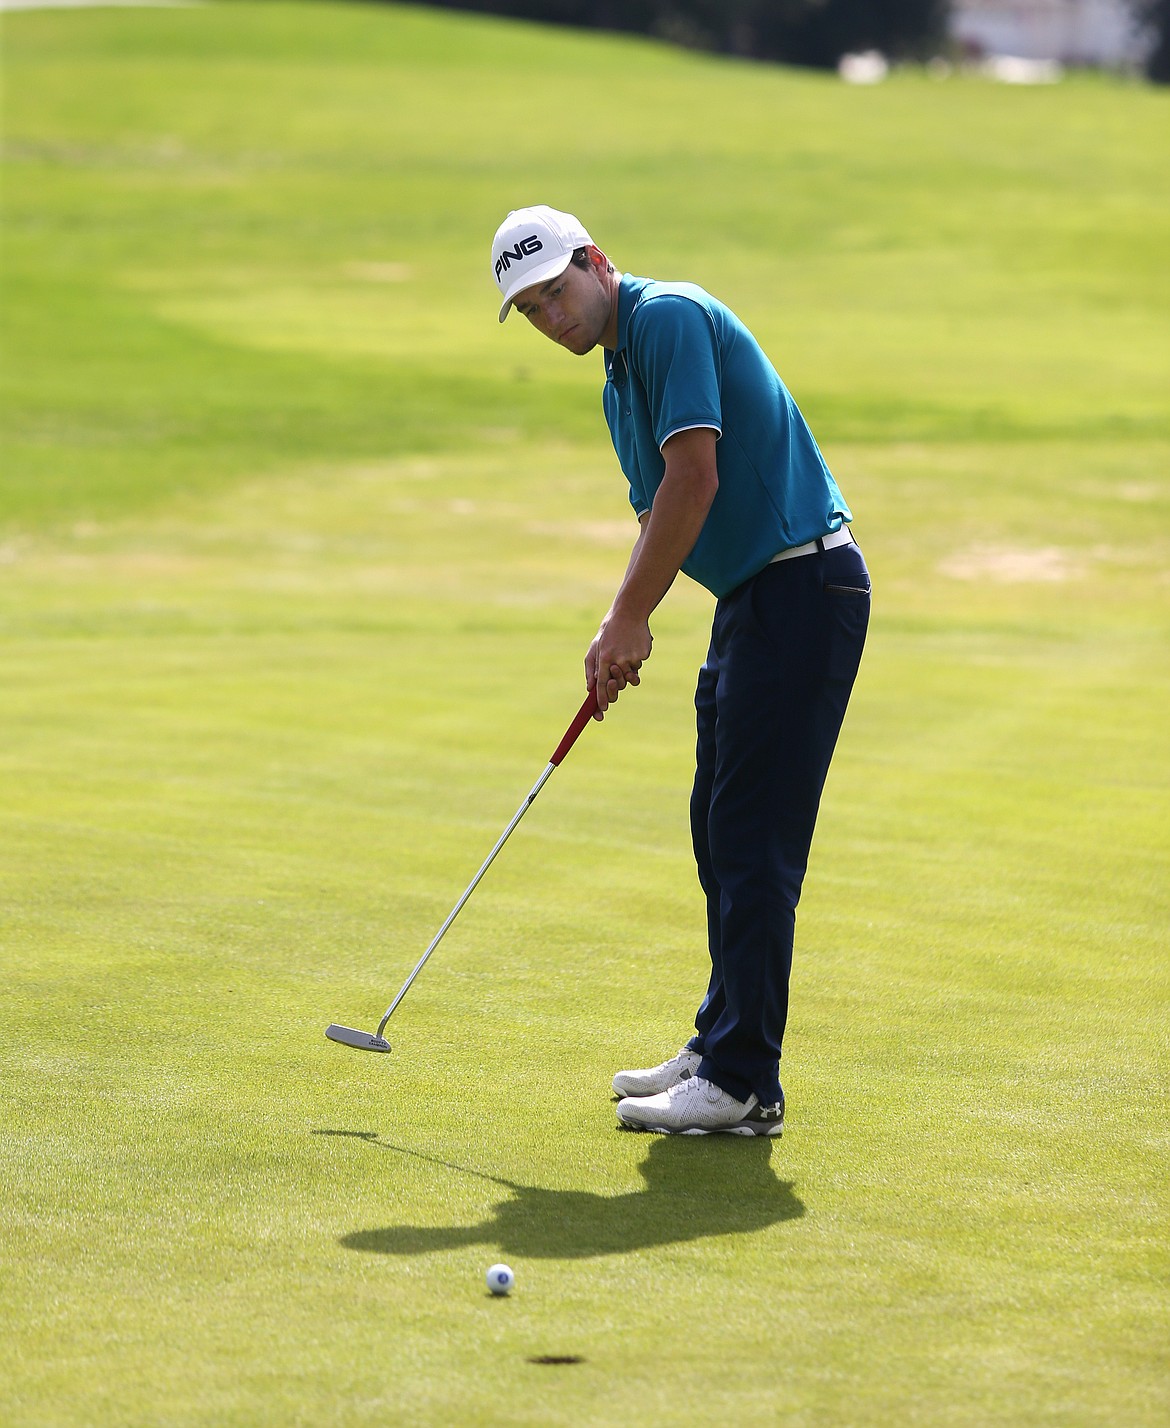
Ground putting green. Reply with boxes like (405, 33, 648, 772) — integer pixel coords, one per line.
(2, 4, 1168, 1425)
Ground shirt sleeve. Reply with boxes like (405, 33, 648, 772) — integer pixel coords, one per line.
(628, 293, 723, 451)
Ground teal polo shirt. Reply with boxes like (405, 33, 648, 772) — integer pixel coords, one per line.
(602, 273, 852, 599)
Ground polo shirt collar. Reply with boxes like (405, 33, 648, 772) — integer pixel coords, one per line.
(605, 273, 649, 377)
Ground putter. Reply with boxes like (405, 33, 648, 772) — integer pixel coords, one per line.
(326, 686, 601, 1054)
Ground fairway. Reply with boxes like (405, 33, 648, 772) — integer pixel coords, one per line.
(2, 3, 1169, 1424)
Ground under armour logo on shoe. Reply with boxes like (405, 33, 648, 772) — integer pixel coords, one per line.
(755, 1103, 784, 1120)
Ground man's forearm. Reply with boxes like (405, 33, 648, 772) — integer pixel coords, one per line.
(612, 443, 718, 622)
(588, 428, 718, 712)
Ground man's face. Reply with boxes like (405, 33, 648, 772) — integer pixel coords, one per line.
(512, 250, 613, 355)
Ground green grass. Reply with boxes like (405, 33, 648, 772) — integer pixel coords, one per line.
(2, 4, 1169, 1424)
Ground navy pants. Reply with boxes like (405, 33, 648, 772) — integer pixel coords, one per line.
(688, 539, 871, 1106)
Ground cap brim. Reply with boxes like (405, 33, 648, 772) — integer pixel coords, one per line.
(497, 251, 574, 323)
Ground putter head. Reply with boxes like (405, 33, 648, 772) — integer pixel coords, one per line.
(325, 1023, 392, 1054)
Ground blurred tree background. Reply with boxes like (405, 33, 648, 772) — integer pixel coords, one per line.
(404, 0, 949, 68)
(1138, 0, 1170, 78)
(397, 0, 1168, 79)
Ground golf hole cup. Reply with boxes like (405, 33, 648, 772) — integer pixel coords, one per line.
(486, 1263, 515, 1296)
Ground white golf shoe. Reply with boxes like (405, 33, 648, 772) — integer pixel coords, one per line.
(611, 1046, 702, 1099)
(616, 1075, 785, 1137)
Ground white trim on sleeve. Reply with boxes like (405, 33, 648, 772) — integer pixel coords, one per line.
(659, 422, 721, 452)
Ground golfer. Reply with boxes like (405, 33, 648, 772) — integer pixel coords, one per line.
(492, 205, 870, 1135)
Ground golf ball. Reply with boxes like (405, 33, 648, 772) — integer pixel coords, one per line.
(486, 1263, 514, 1296)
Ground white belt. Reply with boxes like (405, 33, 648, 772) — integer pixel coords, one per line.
(769, 527, 854, 564)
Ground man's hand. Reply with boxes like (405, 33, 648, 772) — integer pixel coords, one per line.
(586, 608, 652, 716)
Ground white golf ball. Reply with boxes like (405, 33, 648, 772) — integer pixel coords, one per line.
(486, 1263, 514, 1296)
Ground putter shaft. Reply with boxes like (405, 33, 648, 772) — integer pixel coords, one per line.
(327, 687, 600, 1053)
(375, 760, 557, 1039)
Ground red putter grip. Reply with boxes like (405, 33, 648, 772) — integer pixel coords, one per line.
(550, 687, 601, 766)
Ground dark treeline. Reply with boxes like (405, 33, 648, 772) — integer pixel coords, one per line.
(1140, 0, 1170, 79)
(405, 0, 950, 69)
(398, 1, 1168, 80)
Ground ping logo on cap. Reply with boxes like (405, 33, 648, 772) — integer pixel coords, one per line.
(494, 233, 543, 282)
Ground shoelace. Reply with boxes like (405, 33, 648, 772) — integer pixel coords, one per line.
(669, 1075, 717, 1104)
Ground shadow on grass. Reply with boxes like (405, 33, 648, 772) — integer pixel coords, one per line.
(316, 1129, 804, 1260)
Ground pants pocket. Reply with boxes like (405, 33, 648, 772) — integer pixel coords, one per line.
(822, 582, 870, 685)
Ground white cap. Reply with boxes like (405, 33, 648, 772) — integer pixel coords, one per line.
(491, 205, 594, 322)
